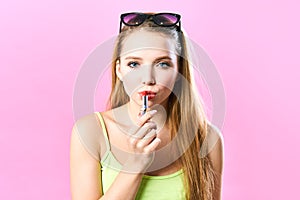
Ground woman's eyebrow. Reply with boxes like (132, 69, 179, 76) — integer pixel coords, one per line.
(124, 56, 173, 61)
(125, 56, 143, 60)
(154, 56, 173, 62)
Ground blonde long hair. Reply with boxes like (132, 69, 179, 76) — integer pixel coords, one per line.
(108, 18, 216, 200)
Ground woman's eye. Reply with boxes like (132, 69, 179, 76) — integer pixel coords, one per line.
(127, 61, 140, 68)
(157, 62, 171, 68)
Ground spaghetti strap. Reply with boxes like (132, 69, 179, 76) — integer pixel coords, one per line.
(94, 112, 111, 151)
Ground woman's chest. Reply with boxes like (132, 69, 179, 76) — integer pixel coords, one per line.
(103, 116, 181, 176)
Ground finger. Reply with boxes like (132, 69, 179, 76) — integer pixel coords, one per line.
(144, 138, 161, 153)
(127, 121, 156, 136)
(136, 129, 157, 149)
(136, 110, 157, 127)
(134, 122, 157, 139)
(129, 137, 139, 148)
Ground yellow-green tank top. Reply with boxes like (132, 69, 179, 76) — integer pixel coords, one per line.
(95, 112, 186, 199)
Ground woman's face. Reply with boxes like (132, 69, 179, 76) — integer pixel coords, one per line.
(116, 30, 179, 108)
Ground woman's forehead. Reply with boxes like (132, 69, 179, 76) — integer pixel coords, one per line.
(120, 48, 177, 61)
(121, 30, 177, 55)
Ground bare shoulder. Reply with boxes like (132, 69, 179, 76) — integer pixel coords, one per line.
(73, 112, 100, 129)
(206, 123, 224, 174)
(71, 112, 107, 160)
(207, 123, 224, 149)
(100, 109, 115, 124)
(70, 113, 104, 199)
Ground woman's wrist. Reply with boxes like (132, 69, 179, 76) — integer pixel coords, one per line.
(122, 153, 154, 174)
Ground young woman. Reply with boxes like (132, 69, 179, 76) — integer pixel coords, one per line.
(70, 12, 224, 200)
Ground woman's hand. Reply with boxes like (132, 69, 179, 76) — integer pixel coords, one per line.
(123, 110, 161, 174)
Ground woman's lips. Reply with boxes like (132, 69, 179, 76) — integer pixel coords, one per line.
(146, 93, 156, 100)
(138, 91, 157, 100)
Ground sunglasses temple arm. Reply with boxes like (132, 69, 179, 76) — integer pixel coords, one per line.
(179, 21, 181, 32)
(119, 19, 122, 33)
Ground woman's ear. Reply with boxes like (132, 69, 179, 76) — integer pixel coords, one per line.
(115, 60, 123, 81)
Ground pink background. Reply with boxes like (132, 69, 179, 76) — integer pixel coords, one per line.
(1, 0, 299, 199)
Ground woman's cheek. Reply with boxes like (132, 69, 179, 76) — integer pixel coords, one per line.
(121, 70, 142, 97)
(156, 71, 178, 90)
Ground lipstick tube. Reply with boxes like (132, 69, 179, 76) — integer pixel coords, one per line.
(139, 95, 148, 116)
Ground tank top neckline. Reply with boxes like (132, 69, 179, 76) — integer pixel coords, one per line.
(94, 111, 184, 179)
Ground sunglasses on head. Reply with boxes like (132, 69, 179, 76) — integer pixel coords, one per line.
(119, 12, 181, 33)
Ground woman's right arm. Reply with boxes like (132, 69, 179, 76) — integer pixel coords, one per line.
(70, 111, 160, 200)
(70, 124, 103, 200)
(70, 126, 145, 200)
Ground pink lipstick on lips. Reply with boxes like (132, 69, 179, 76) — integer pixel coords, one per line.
(139, 91, 156, 100)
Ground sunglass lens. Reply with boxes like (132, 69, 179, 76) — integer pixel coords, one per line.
(122, 13, 146, 26)
(154, 14, 180, 26)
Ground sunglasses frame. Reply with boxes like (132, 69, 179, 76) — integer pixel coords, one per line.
(119, 12, 181, 33)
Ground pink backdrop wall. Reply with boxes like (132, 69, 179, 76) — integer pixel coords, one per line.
(1, 0, 299, 199)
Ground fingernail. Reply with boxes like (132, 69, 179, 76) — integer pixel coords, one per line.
(149, 110, 157, 115)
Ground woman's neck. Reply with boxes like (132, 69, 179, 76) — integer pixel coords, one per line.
(125, 99, 169, 133)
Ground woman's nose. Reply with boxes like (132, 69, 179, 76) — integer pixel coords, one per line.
(141, 65, 156, 85)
